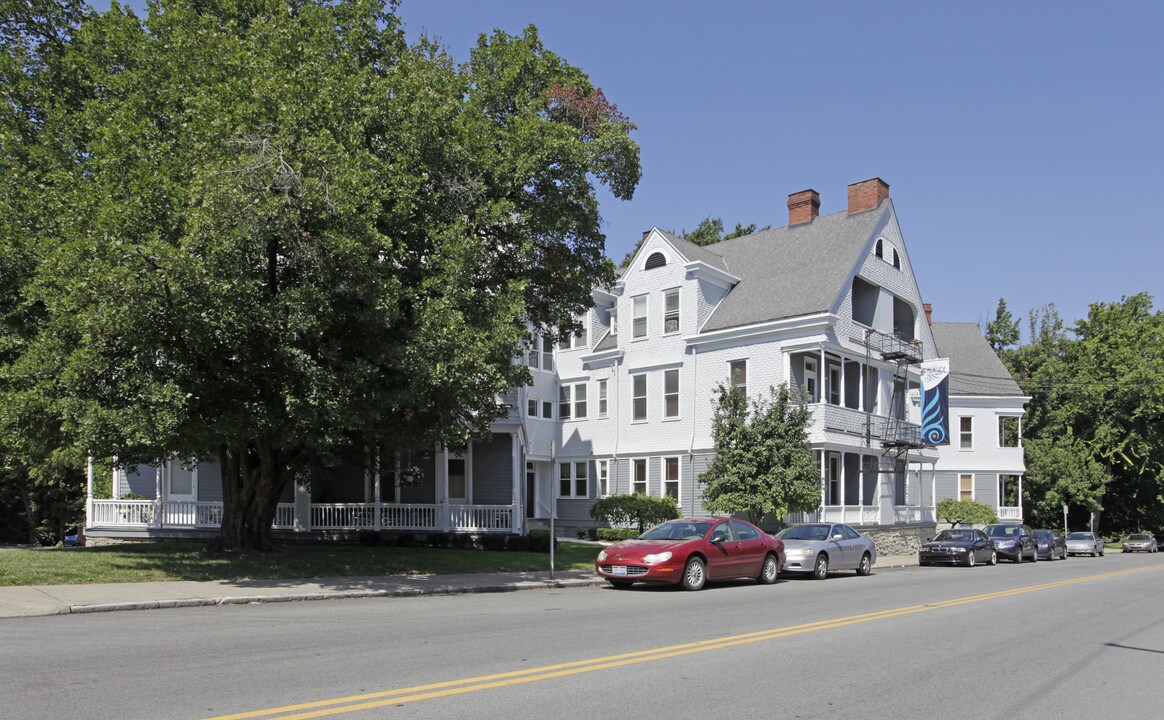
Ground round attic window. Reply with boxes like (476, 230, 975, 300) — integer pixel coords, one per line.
(645, 251, 667, 270)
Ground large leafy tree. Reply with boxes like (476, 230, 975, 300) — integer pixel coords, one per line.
(700, 383, 819, 525)
(1001, 295, 1164, 533)
(2, 0, 640, 550)
(0, 0, 94, 543)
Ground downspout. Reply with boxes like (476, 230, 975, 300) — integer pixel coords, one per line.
(688, 343, 698, 517)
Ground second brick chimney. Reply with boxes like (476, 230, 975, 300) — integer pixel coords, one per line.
(847, 177, 889, 214)
(923, 303, 933, 325)
(788, 189, 820, 225)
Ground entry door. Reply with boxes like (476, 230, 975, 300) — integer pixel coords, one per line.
(166, 459, 197, 525)
(525, 462, 536, 518)
(447, 454, 469, 504)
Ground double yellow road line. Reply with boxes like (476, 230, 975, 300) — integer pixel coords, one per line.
(208, 565, 1155, 720)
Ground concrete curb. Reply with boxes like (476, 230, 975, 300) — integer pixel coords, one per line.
(59, 577, 605, 616)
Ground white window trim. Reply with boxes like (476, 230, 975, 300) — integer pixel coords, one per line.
(959, 416, 974, 450)
(597, 459, 611, 497)
(558, 460, 589, 499)
(662, 287, 680, 335)
(446, 446, 472, 504)
(662, 456, 681, 505)
(632, 294, 648, 340)
(662, 368, 680, 420)
(631, 373, 648, 423)
(631, 457, 648, 495)
(959, 473, 975, 501)
(729, 359, 747, 398)
(165, 458, 198, 501)
(804, 358, 819, 403)
(597, 379, 608, 418)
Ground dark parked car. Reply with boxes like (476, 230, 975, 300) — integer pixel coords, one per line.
(1121, 533, 1158, 553)
(595, 518, 785, 590)
(1033, 529, 1067, 560)
(983, 523, 1037, 563)
(774, 523, 878, 579)
(919, 528, 997, 567)
(1065, 531, 1105, 557)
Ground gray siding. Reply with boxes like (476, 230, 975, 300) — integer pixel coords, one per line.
(197, 459, 224, 502)
(472, 433, 513, 504)
(123, 465, 157, 497)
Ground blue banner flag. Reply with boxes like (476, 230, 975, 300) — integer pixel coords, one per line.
(919, 359, 950, 445)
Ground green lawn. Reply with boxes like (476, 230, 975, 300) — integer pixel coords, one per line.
(0, 541, 601, 586)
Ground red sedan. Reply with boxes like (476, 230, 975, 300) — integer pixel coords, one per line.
(595, 517, 785, 590)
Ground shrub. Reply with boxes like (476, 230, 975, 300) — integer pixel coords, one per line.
(357, 531, 381, 547)
(590, 494, 680, 532)
(451, 533, 476, 550)
(937, 498, 999, 527)
(596, 528, 640, 541)
(394, 532, 418, 548)
(480, 534, 508, 551)
(524, 528, 558, 553)
(427, 532, 452, 549)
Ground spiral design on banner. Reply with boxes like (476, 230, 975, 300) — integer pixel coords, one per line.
(920, 383, 947, 445)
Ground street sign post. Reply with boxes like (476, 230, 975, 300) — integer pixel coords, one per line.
(1063, 504, 1068, 535)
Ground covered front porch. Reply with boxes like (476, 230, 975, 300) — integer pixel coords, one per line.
(84, 431, 527, 539)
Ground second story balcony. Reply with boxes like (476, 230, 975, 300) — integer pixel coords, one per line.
(806, 403, 923, 450)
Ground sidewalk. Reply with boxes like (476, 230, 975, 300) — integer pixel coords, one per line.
(0, 554, 919, 619)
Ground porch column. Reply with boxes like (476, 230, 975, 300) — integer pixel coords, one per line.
(511, 432, 522, 534)
(439, 446, 450, 532)
(1018, 474, 1024, 515)
(840, 356, 847, 408)
(153, 463, 163, 529)
(112, 456, 121, 499)
(858, 361, 865, 412)
(819, 451, 826, 511)
(858, 454, 865, 508)
(820, 347, 826, 402)
(373, 448, 382, 532)
(86, 455, 94, 532)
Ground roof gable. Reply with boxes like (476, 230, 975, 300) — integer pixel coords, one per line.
(931, 322, 1025, 396)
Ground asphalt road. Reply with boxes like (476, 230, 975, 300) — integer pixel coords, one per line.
(4, 552, 1162, 720)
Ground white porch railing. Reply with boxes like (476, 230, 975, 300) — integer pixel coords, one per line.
(89, 499, 515, 533)
(159, 501, 223, 527)
(998, 506, 1022, 520)
(90, 500, 155, 526)
(893, 505, 935, 523)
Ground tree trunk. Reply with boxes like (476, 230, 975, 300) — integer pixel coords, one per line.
(21, 486, 37, 545)
(213, 441, 289, 552)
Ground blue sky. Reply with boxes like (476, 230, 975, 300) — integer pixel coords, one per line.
(96, 1, 1164, 337)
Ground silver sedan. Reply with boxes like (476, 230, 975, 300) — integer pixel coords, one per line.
(775, 523, 878, 579)
(1121, 533, 1158, 553)
(1065, 531, 1105, 557)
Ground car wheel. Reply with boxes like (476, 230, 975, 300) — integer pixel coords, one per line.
(857, 552, 872, 576)
(758, 553, 779, 585)
(989, 550, 998, 565)
(608, 580, 633, 589)
(1099, 548, 1105, 557)
(681, 557, 706, 591)
(966, 551, 976, 567)
(813, 553, 829, 580)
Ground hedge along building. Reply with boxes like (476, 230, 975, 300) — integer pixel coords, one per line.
(85, 178, 1022, 547)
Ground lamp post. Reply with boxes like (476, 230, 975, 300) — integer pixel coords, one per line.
(549, 440, 556, 578)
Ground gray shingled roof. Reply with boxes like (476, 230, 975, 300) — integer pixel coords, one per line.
(699, 204, 888, 332)
(593, 329, 617, 352)
(931, 322, 1025, 396)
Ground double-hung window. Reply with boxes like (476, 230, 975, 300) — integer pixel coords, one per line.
(663, 457, 680, 501)
(597, 379, 608, 418)
(632, 374, 647, 421)
(560, 383, 587, 421)
(527, 399, 537, 417)
(528, 336, 540, 369)
(632, 295, 647, 339)
(541, 335, 554, 372)
(663, 369, 679, 419)
(559, 462, 588, 498)
(542, 401, 553, 420)
(558, 317, 588, 350)
(597, 460, 610, 497)
(730, 360, 747, 397)
(632, 459, 648, 494)
(663, 289, 679, 334)
(959, 474, 973, 501)
(959, 417, 973, 449)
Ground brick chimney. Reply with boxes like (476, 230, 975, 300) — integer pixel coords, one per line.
(642, 230, 651, 241)
(923, 303, 933, 325)
(788, 189, 820, 225)
(847, 177, 889, 214)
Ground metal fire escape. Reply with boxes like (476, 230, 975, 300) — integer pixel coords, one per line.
(863, 329, 924, 456)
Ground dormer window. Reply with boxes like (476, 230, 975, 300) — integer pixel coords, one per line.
(645, 252, 667, 270)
